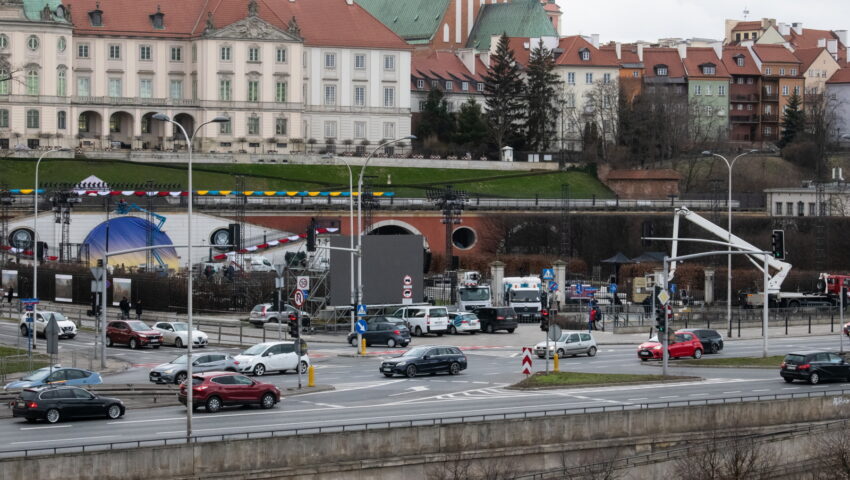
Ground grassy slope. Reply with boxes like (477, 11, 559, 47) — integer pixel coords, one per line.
(0, 345, 50, 376)
(674, 355, 784, 367)
(0, 158, 612, 198)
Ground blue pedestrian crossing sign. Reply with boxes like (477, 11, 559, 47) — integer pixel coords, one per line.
(575, 284, 583, 295)
(541, 268, 555, 280)
(670, 283, 677, 294)
(609, 283, 618, 294)
(355, 319, 368, 334)
(356, 304, 368, 316)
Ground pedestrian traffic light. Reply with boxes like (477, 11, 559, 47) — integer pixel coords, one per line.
(306, 217, 317, 252)
(36, 241, 47, 262)
(771, 230, 785, 260)
(655, 304, 665, 333)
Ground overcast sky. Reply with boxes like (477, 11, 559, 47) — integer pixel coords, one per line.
(557, 0, 849, 43)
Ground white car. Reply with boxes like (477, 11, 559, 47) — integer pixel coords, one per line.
(391, 306, 450, 337)
(234, 341, 310, 376)
(447, 312, 480, 334)
(19, 312, 77, 339)
(535, 331, 598, 358)
(152, 321, 208, 348)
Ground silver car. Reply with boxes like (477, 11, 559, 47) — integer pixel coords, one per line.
(149, 352, 238, 385)
(535, 332, 598, 358)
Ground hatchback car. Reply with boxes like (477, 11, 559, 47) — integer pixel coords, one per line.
(678, 328, 724, 354)
(347, 320, 410, 348)
(473, 307, 518, 333)
(535, 332, 598, 358)
(12, 385, 125, 423)
(149, 353, 239, 385)
(780, 351, 850, 384)
(4, 367, 102, 390)
(233, 341, 310, 376)
(637, 331, 704, 361)
(380, 345, 467, 378)
(151, 322, 208, 348)
(248, 303, 310, 329)
(447, 312, 480, 334)
(177, 372, 281, 413)
(19, 311, 77, 339)
(106, 320, 162, 349)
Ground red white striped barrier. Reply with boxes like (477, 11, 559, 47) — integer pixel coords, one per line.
(521, 347, 532, 375)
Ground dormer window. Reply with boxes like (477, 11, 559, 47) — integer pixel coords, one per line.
(89, 3, 103, 27)
(735, 55, 744, 67)
(655, 65, 668, 76)
(700, 63, 716, 75)
(579, 48, 590, 61)
(416, 79, 424, 89)
(150, 6, 165, 29)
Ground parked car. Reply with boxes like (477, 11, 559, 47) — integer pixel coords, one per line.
(390, 306, 449, 337)
(447, 312, 480, 334)
(151, 321, 209, 348)
(678, 328, 724, 354)
(177, 372, 281, 413)
(347, 321, 411, 348)
(473, 307, 518, 333)
(535, 332, 598, 359)
(233, 341, 310, 376)
(248, 303, 310, 330)
(637, 331, 704, 361)
(106, 320, 162, 349)
(149, 353, 239, 385)
(12, 385, 125, 423)
(780, 351, 850, 384)
(4, 367, 102, 391)
(19, 311, 76, 339)
(380, 345, 467, 378)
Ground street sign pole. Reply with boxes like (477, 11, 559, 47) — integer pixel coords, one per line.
(297, 310, 303, 389)
(101, 258, 108, 369)
(274, 265, 285, 341)
(662, 259, 670, 376)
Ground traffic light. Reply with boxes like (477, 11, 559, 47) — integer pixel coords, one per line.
(36, 241, 47, 262)
(771, 230, 785, 260)
(228, 223, 242, 251)
(306, 217, 317, 252)
(655, 304, 665, 333)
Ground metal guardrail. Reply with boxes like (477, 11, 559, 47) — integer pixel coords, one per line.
(2, 387, 850, 458)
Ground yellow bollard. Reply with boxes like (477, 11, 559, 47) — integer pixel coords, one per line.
(308, 365, 315, 387)
(361, 337, 367, 355)
(553, 353, 559, 372)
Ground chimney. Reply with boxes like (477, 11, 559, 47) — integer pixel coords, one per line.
(835, 30, 848, 46)
(591, 34, 600, 48)
(818, 38, 827, 48)
(711, 41, 722, 60)
(827, 39, 838, 55)
(778, 23, 790, 36)
(637, 43, 644, 62)
(456, 49, 476, 75)
(792, 22, 803, 35)
(677, 42, 687, 59)
(615, 42, 622, 60)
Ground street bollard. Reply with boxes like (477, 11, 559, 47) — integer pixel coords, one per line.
(308, 365, 315, 387)
(361, 338, 367, 355)
(553, 353, 559, 372)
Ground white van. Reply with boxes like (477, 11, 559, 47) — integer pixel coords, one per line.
(391, 306, 449, 337)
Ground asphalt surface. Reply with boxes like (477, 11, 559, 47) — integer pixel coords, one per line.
(1, 319, 849, 455)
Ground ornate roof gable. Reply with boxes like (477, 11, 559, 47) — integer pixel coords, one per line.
(205, 15, 301, 41)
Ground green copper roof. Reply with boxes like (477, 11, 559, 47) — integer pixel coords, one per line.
(466, 0, 557, 50)
(23, 0, 66, 22)
(355, 0, 450, 43)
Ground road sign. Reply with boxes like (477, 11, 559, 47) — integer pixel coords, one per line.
(669, 283, 677, 294)
(609, 283, 618, 294)
(293, 289, 305, 307)
(275, 277, 285, 289)
(274, 264, 286, 277)
(657, 289, 670, 305)
(521, 347, 532, 375)
(403, 275, 412, 286)
(576, 284, 583, 295)
(296, 276, 310, 290)
(547, 325, 562, 342)
(402, 288, 413, 299)
(356, 304, 368, 316)
(548, 281, 558, 292)
(541, 268, 555, 280)
(355, 319, 368, 334)
(90, 267, 104, 281)
(45, 316, 59, 355)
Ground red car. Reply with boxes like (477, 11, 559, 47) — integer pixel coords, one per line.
(637, 331, 704, 361)
(178, 372, 281, 413)
(106, 320, 163, 349)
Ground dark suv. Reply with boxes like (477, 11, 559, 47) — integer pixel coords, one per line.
(678, 328, 724, 354)
(106, 320, 162, 349)
(348, 319, 411, 348)
(473, 307, 518, 333)
(780, 351, 850, 384)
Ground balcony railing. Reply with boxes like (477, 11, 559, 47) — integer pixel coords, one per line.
(72, 96, 200, 107)
(762, 92, 778, 100)
(730, 114, 759, 123)
(762, 114, 779, 122)
(732, 94, 759, 102)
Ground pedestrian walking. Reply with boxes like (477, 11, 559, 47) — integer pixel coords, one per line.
(5, 287, 13, 303)
(119, 297, 130, 320)
(554, 289, 563, 311)
(134, 299, 143, 320)
(588, 307, 596, 332)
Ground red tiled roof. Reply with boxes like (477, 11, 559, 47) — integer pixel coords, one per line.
(606, 169, 682, 181)
(554, 35, 619, 67)
(752, 44, 801, 64)
(731, 21, 762, 32)
(682, 47, 730, 79)
(788, 28, 843, 50)
(599, 44, 642, 65)
(721, 46, 761, 75)
(793, 47, 831, 72)
(827, 67, 850, 84)
(543, 2, 561, 13)
(642, 48, 685, 78)
(64, 0, 409, 49)
(506, 37, 535, 67)
(412, 50, 484, 85)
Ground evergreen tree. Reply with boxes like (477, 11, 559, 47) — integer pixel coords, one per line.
(483, 33, 525, 154)
(524, 39, 559, 151)
(779, 92, 805, 148)
(454, 98, 488, 146)
(415, 88, 454, 143)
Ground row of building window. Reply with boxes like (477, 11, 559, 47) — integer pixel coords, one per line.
(694, 85, 727, 96)
(764, 67, 799, 76)
(0, 34, 67, 53)
(774, 201, 826, 216)
(0, 109, 65, 130)
(565, 72, 613, 85)
(414, 79, 485, 92)
(322, 52, 395, 71)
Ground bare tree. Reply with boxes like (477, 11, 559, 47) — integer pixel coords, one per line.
(805, 91, 843, 180)
(560, 449, 623, 480)
(427, 454, 474, 480)
(675, 425, 773, 480)
(583, 79, 620, 161)
(808, 420, 850, 479)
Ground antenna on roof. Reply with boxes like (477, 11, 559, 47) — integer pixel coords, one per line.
(743, 6, 750, 20)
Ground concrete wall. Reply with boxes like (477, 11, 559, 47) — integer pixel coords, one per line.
(4, 394, 850, 479)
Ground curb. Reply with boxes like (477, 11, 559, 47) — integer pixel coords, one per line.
(506, 375, 703, 391)
(641, 362, 777, 370)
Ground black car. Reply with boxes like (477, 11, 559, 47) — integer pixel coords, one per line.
(380, 345, 467, 378)
(473, 307, 518, 333)
(348, 320, 411, 348)
(11, 385, 125, 424)
(678, 328, 724, 354)
(780, 351, 850, 384)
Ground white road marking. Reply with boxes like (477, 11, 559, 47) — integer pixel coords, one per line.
(688, 393, 707, 396)
(659, 396, 678, 399)
(722, 391, 742, 394)
(752, 389, 770, 392)
(783, 387, 800, 390)
(19, 425, 73, 431)
(627, 397, 648, 401)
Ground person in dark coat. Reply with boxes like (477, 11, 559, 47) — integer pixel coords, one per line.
(119, 297, 130, 320)
(5, 287, 13, 303)
(134, 299, 143, 320)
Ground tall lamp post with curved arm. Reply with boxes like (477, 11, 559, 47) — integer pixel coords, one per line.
(355, 136, 415, 343)
(152, 113, 229, 439)
(702, 149, 758, 338)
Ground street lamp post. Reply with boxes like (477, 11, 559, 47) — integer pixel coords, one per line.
(356, 136, 415, 344)
(702, 150, 757, 338)
(339, 159, 356, 334)
(152, 113, 229, 440)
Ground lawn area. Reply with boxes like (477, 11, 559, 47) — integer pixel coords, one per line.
(674, 355, 784, 368)
(0, 345, 50, 378)
(513, 371, 696, 389)
(0, 158, 612, 198)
